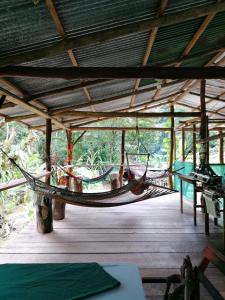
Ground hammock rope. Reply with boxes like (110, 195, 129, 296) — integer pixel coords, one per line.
(57, 164, 114, 183)
(2, 151, 176, 208)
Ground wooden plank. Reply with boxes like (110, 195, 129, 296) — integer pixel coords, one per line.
(0, 241, 210, 254)
(0, 253, 203, 268)
(0, 2, 225, 66)
(0, 171, 51, 192)
(2, 66, 225, 79)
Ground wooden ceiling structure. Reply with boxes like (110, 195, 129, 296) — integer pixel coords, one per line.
(1, 1, 225, 132)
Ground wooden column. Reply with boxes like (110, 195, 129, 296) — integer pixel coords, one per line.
(45, 118, 52, 184)
(173, 131, 177, 161)
(168, 105, 174, 189)
(119, 130, 125, 187)
(219, 130, 224, 164)
(66, 130, 74, 189)
(182, 128, 185, 161)
(200, 80, 209, 234)
(36, 118, 53, 233)
(193, 125, 197, 169)
(199, 79, 208, 169)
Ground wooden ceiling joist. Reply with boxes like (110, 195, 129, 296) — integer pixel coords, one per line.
(45, 0, 96, 112)
(2, 66, 225, 79)
(129, 0, 169, 107)
(0, 2, 225, 67)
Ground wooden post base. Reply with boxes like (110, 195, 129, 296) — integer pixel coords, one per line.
(110, 174, 120, 190)
(53, 199, 66, 220)
(53, 185, 67, 221)
(36, 193, 53, 234)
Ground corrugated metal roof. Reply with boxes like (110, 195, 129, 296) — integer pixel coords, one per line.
(0, 0, 225, 129)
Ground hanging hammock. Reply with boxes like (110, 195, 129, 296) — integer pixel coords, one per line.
(57, 164, 113, 183)
(2, 151, 176, 208)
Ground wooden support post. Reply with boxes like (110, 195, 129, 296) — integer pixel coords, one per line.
(200, 79, 208, 169)
(182, 128, 185, 161)
(219, 131, 224, 164)
(36, 118, 53, 233)
(200, 80, 209, 234)
(168, 105, 174, 189)
(193, 125, 197, 169)
(66, 130, 73, 189)
(45, 118, 52, 184)
(119, 130, 125, 187)
(173, 131, 177, 161)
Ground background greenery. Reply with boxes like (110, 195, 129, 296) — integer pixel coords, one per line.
(0, 116, 221, 238)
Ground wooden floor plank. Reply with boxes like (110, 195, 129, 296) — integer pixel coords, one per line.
(1, 193, 224, 297)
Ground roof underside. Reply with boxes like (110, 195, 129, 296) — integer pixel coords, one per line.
(1, 0, 225, 131)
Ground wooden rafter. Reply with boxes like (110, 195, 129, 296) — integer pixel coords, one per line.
(50, 80, 182, 116)
(46, 0, 95, 112)
(151, 10, 216, 102)
(170, 49, 225, 106)
(129, 0, 169, 107)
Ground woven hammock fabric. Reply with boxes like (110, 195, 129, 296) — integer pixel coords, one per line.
(5, 154, 176, 208)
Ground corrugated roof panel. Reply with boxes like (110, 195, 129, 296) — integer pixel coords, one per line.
(207, 100, 225, 111)
(0, 0, 59, 56)
(0, 105, 28, 116)
(135, 90, 156, 104)
(88, 79, 135, 100)
(148, 18, 205, 66)
(73, 31, 149, 67)
(41, 90, 87, 109)
(94, 96, 131, 111)
(158, 82, 185, 97)
(179, 94, 200, 108)
(191, 11, 225, 55)
(55, 0, 158, 38)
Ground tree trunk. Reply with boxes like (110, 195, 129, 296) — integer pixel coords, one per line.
(36, 193, 53, 234)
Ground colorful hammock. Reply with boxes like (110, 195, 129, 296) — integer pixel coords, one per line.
(3, 152, 176, 208)
(58, 164, 113, 183)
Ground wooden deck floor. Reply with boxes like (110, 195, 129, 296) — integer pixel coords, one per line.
(1, 193, 225, 299)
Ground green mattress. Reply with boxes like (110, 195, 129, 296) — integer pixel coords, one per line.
(0, 263, 120, 300)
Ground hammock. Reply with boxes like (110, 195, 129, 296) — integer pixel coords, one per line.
(3, 152, 176, 208)
(57, 164, 113, 183)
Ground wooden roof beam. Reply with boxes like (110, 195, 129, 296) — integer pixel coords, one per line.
(58, 111, 201, 118)
(1, 2, 225, 66)
(2, 66, 225, 79)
